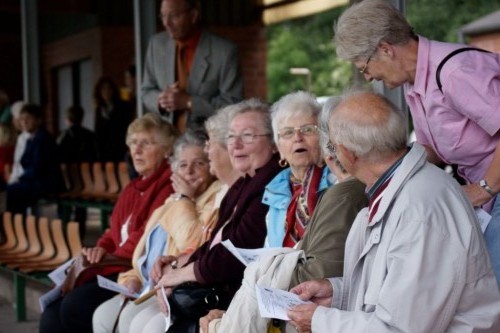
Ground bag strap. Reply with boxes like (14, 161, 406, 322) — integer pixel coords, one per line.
(435, 47, 491, 93)
(112, 298, 130, 333)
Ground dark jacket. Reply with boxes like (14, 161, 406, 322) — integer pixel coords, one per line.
(189, 154, 283, 298)
(57, 125, 99, 163)
(19, 127, 64, 195)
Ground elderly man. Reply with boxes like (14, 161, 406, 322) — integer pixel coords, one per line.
(287, 90, 500, 333)
(333, 0, 500, 286)
(142, 0, 243, 133)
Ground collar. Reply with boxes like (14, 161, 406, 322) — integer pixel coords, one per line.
(177, 28, 202, 49)
(411, 35, 430, 97)
(366, 149, 409, 200)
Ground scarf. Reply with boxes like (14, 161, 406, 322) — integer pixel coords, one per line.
(282, 165, 322, 247)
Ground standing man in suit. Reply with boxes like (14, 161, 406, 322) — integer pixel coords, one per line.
(142, 0, 243, 133)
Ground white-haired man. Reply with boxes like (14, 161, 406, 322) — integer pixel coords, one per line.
(288, 90, 500, 332)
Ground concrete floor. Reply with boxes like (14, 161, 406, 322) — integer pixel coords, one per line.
(0, 297, 40, 333)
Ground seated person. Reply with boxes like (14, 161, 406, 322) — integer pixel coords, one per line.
(39, 113, 177, 333)
(264, 91, 332, 248)
(288, 89, 500, 332)
(57, 105, 99, 238)
(93, 131, 219, 333)
(199, 97, 369, 333)
(6, 104, 63, 214)
(137, 98, 284, 333)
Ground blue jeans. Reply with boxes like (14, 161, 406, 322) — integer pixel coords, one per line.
(485, 194, 500, 288)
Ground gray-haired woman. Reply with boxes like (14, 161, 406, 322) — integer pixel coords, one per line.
(264, 91, 332, 248)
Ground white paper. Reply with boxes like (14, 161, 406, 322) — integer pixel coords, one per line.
(221, 239, 276, 266)
(255, 285, 312, 320)
(475, 208, 492, 233)
(48, 258, 75, 286)
(160, 286, 172, 331)
(39, 285, 62, 312)
(97, 275, 140, 299)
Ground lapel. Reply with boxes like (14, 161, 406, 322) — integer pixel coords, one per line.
(188, 30, 210, 92)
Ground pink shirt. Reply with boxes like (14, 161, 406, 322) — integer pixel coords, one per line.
(405, 36, 500, 184)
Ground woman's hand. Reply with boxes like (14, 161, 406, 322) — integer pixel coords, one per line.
(123, 278, 142, 295)
(199, 309, 225, 333)
(156, 286, 173, 315)
(462, 183, 493, 207)
(155, 263, 196, 289)
(81, 246, 107, 264)
(150, 255, 178, 283)
(171, 173, 202, 200)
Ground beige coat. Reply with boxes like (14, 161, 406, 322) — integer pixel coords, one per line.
(118, 180, 222, 287)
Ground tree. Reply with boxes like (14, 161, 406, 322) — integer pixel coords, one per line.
(266, 0, 500, 103)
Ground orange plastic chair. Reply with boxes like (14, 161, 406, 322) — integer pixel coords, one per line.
(0, 215, 42, 263)
(118, 162, 131, 192)
(0, 212, 16, 252)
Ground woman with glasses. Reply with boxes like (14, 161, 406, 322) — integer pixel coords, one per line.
(40, 113, 177, 333)
(140, 98, 283, 333)
(93, 131, 220, 333)
(264, 91, 333, 249)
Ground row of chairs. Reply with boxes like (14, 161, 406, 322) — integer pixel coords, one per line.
(61, 161, 131, 203)
(0, 211, 82, 321)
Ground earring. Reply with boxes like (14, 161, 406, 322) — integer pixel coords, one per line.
(279, 159, 288, 167)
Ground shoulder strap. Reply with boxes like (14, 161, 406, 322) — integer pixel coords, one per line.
(436, 47, 491, 93)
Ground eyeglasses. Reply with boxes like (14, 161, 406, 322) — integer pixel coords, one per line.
(226, 133, 270, 145)
(278, 124, 318, 140)
(127, 139, 159, 150)
(158, 7, 193, 22)
(326, 140, 337, 157)
(359, 48, 377, 75)
(359, 54, 373, 75)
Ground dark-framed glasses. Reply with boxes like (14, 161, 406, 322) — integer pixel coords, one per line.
(278, 124, 318, 140)
(359, 53, 373, 75)
(226, 133, 270, 145)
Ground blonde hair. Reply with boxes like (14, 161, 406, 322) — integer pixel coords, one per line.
(126, 113, 178, 154)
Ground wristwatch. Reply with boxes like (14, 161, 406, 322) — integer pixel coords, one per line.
(174, 193, 194, 202)
(479, 179, 496, 197)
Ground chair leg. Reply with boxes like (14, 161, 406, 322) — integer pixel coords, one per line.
(14, 274, 26, 321)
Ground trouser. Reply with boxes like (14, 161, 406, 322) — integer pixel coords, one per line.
(39, 275, 118, 333)
(485, 194, 500, 288)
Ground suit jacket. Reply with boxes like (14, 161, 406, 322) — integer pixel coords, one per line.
(142, 29, 243, 128)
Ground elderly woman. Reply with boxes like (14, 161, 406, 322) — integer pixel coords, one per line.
(199, 97, 368, 333)
(39, 113, 176, 333)
(92, 131, 220, 333)
(264, 91, 332, 248)
(200, 104, 242, 243)
(133, 98, 283, 333)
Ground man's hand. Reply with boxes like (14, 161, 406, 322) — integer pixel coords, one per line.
(290, 279, 333, 306)
(81, 246, 106, 264)
(199, 309, 225, 333)
(288, 303, 318, 333)
(157, 82, 190, 112)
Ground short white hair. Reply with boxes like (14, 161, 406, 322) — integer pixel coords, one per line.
(10, 101, 26, 119)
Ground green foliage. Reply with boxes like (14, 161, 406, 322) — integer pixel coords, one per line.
(407, 0, 500, 42)
(266, 7, 351, 103)
(266, 1, 500, 102)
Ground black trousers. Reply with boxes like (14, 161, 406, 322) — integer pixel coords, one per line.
(39, 275, 118, 333)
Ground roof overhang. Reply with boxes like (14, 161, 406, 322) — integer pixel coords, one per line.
(262, 0, 348, 25)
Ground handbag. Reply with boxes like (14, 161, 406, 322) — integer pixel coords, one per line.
(61, 254, 132, 294)
(169, 282, 231, 320)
